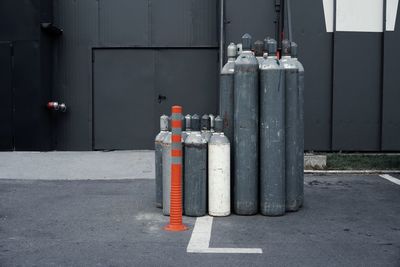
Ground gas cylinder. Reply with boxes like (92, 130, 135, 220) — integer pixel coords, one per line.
(155, 115, 169, 208)
(184, 114, 208, 216)
(254, 40, 264, 67)
(280, 39, 301, 212)
(259, 38, 286, 216)
(208, 116, 231, 216)
(233, 33, 259, 215)
(181, 114, 188, 141)
(220, 43, 237, 145)
(201, 114, 212, 142)
(291, 42, 305, 208)
(162, 120, 172, 215)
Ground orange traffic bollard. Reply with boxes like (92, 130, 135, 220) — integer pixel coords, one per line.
(164, 105, 188, 232)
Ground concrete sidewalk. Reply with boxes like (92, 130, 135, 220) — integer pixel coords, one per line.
(0, 151, 154, 180)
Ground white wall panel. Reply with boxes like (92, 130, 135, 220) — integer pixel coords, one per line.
(322, 0, 399, 32)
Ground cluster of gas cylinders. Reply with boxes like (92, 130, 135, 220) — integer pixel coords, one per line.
(155, 33, 304, 217)
(155, 114, 231, 217)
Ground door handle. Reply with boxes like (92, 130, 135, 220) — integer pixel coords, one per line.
(158, 94, 167, 103)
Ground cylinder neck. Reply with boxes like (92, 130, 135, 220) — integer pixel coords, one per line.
(214, 116, 224, 133)
(201, 115, 210, 131)
(191, 114, 200, 131)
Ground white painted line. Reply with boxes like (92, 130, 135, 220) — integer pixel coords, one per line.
(187, 216, 213, 252)
(186, 215, 263, 254)
(198, 247, 263, 254)
(305, 170, 400, 174)
(379, 174, 400, 186)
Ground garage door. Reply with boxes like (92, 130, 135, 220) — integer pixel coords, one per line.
(93, 48, 218, 150)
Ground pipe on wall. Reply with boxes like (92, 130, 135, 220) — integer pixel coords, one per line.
(219, 0, 225, 71)
(286, 0, 293, 42)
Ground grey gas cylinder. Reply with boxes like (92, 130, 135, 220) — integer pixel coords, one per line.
(162, 123, 172, 215)
(155, 115, 169, 208)
(219, 42, 237, 145)
(259, 38, 286, 216)
(291, 42, 305, 208)
(184, 114, 208, 217)
(280, 39, 301, 212)
(233, 33, 259, 215)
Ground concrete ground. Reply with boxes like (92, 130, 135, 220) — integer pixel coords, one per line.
(0, 152, 399, 266)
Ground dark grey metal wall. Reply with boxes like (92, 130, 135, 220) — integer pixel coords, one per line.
(291, 1, 400, 151)
(0, 0, 53, 151)
(0, 42, 13, 150)
(382, 15, 400, 151)
(332, 33, 382, 151)
(291, 0, 333, 151)
(53, 0, 218, 150)
(1, 0, 400, 151)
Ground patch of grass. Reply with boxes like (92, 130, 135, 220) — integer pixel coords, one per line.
(327, 154, 400, 170)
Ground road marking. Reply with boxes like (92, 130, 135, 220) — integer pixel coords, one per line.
(186, 216, 263, 254)
(379, 174, 400, 186)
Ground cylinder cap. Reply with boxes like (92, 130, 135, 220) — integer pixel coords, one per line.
(254, 40, 264, 56)
(263, 37, 270, 51)
(201, 114, 210, 130)
(282, 39, 291, 56)
(290, 42, 298, 58)
(209, 114, 215, 130)
(266, 38, 277, 55)
(191, 114, 200, 131)
(167, 116, 172, 131)
(214, 116, 223, 132)
(227, 43, 237, 58)
(241, 33, 252, 51)
(184, 114, 191, 131)
(181, 115, 186, 131)
(160, 115, 168, 131)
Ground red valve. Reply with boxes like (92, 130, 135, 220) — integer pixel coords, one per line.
(47, 102, 59, 111)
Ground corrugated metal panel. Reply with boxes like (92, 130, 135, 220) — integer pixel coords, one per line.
(292, 0, 333, 151)
(53, 0, 99, 150)
(155, 49, 219, 116)
(382, 14, 400, 151)
(225, 0, 276, 44)
(0, 0, 39, 41)
(0, 42, 13, 150)
(151, 0, 218, 47)
(13, 41, 52, 150)
(332, 33, 382, 151)
(99, 0, 149, 46)
(190, 0, 218, 46)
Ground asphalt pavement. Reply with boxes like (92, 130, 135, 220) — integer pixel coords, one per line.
(0, 174, 399, 266)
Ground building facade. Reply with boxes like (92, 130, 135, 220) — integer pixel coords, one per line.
(0, 0, 399, 151)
